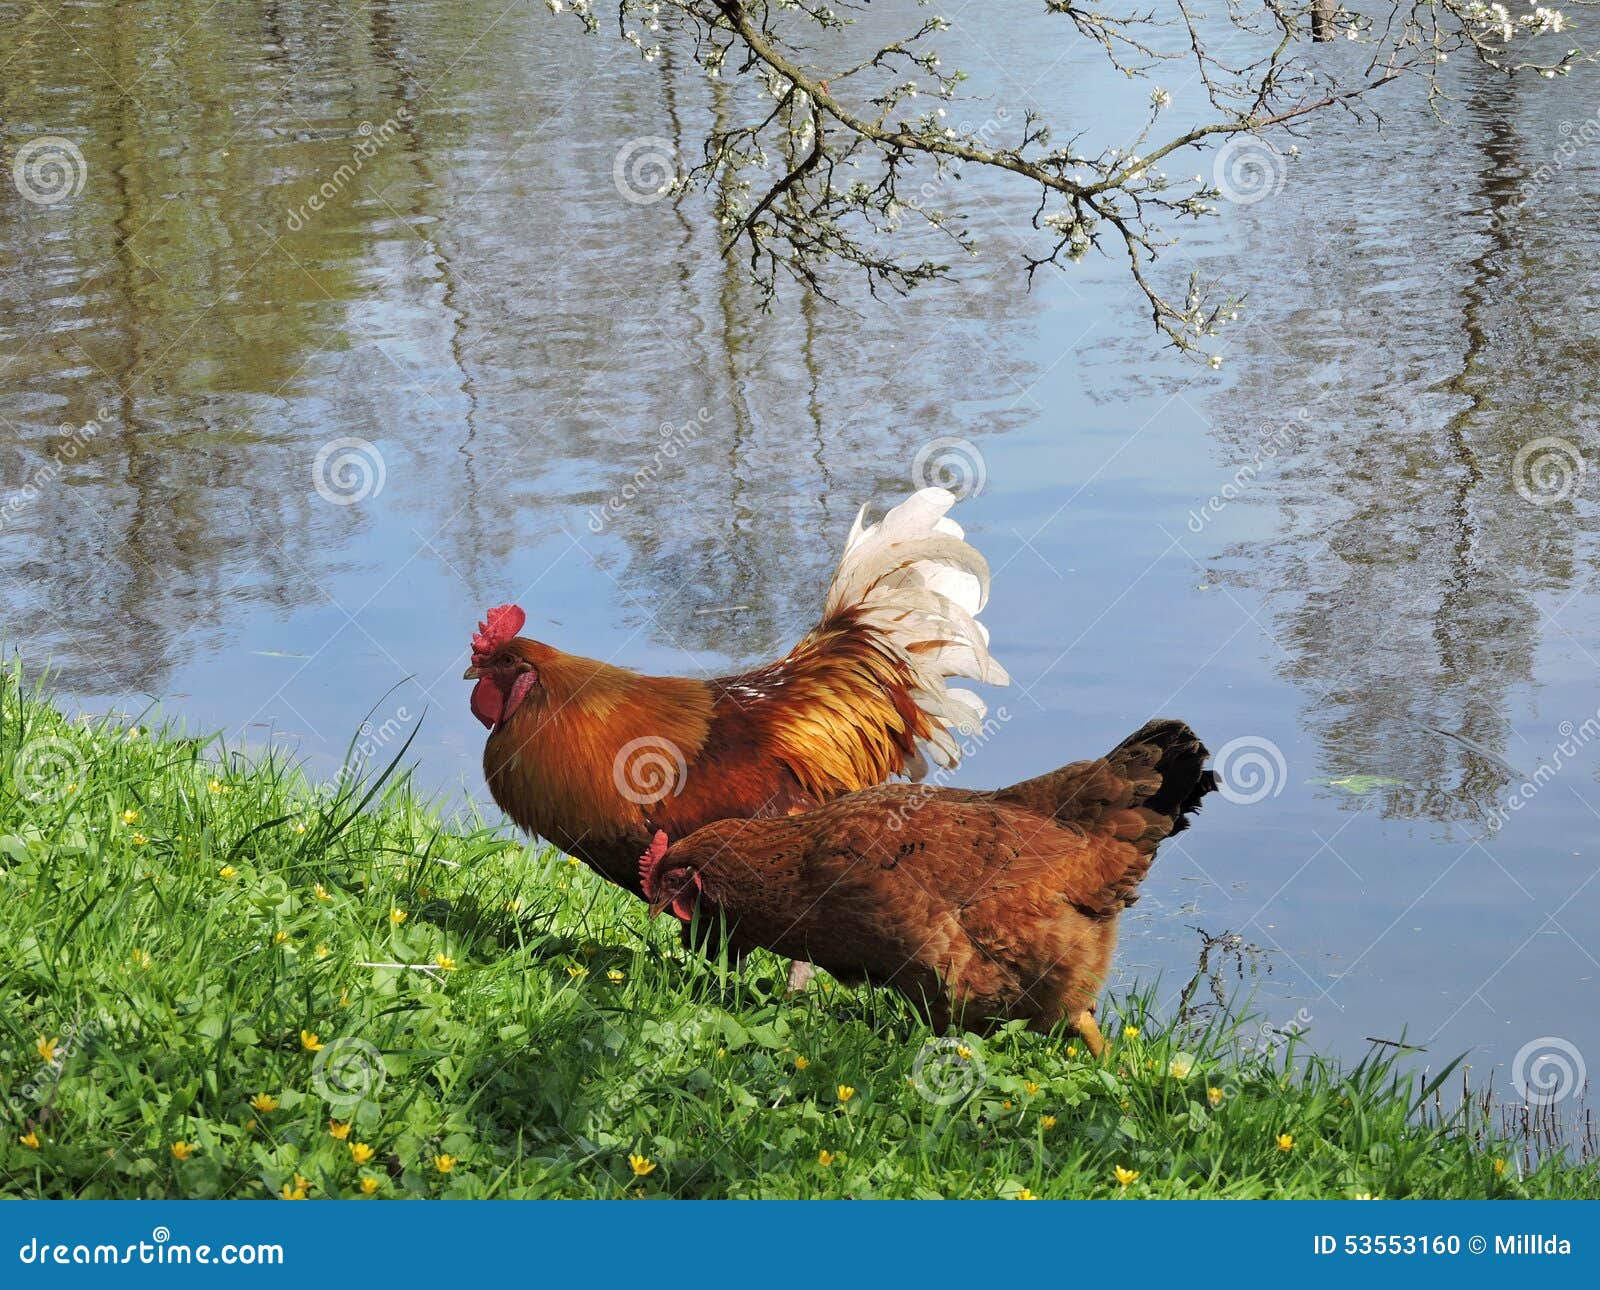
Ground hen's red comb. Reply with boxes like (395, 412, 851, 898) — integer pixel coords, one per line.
(471, 604, 526, 659)
(638, 830, 670, 897)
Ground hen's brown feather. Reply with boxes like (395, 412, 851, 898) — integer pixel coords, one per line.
(648, 720, 1215, 1035)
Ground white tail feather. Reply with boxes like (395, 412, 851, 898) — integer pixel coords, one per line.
(824, 487, 1010, 776)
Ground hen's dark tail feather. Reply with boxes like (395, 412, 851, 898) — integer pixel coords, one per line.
(1108, 718, 1216, 837)
(988, 717, 1215, 846)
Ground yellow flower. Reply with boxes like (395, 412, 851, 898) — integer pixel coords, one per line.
(389, 908, 407, 925)
(250, 1093, 279, 1113)
(20, 1130, 40, 1149)
(1207, 1086, 1224, 1107)
(1065, 1046, 1078, 1059)
(794, 1056, 810, 1071)
(606, 968, 624, 983)
(359, 1175, 381, 1195)
(328, 1120, 351, 1141)
(1122, 1026, 1139, 1039)
(300, 1030, 323, 1052)
(504, 899, 522, 914)
(35, 1036, 57, 1064)
(122, 809, 139, 825)
(567, 857, 580, 867)
(1040, 1115, 1057, 1130)
(274, 930, 290, 945)
(566, 965, 587, 979)
(170, 1141, 195, 1161)
(1353, 1192, 1375, 1200)
(836, 1085, 855, 1103)
(955, 1044, 972, 1060)
(1002, 1099, 1014, 1110)
(817, 1149, 835, 1167)
(1025, 1081, 1040, 1096)
(1114, 1165, 1139, 1187)
(350, 1142, 375, 1165)
(1015, 1188, 1038, 1200)
(434, 1154, 458, 1173)
(315, 944, 330, 960)
(208, 779, 224, 794)
(218, 865, 237, 879)
(130, 832, 149, 846)
(1493, 1158, 1506, 1175)
(1168, 1054, 1195, 1079)
(131, 949, 153, 970)
(1276, 1133, 1294, 1152)
(339, 988, 352, 1009)
(436, 954, 457, 972)
(628, 1153, 655, 1177)
(292, 822, 306, 834)
(315, 884, 332, 902)
(280, 1181, 307, 1201)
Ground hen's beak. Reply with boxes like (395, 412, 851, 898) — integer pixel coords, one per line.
(462, 666, 481, 680)
(646, 896, 671, 920)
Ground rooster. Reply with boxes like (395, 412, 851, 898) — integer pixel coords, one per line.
(638, 720, 1215, 1055)
(465, 487, 1009, 900)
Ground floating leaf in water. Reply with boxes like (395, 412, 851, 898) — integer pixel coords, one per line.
(1310, 775, 1405, 795)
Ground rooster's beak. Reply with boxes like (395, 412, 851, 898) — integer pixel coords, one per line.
(462, 666, 481, 680)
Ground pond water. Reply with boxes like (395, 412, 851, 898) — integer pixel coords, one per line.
(4, 2, 1600, 1097)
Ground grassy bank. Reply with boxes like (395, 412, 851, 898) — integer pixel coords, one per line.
(1, 664, 1592, 1199)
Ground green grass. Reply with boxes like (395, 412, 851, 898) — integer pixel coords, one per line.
(1, 661, 1594, 1200)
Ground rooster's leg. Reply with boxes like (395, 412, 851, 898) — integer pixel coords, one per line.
(1071, 1010, 1106, 1060)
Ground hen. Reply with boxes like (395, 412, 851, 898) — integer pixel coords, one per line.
(466, 487, 1009, 897)
(638, 720, 1215, 1054)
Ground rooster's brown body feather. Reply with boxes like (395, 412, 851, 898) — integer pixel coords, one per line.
(476, 489, 1009, 896)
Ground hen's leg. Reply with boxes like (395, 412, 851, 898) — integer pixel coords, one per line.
(786, 959, 816, 993)
(1071, 1010, 1106, 1059)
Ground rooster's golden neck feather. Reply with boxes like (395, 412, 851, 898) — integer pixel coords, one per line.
(483, 648, 714, 855)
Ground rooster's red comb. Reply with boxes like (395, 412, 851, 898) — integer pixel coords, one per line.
(471, 604, 526, 659)
(638, 830, 670, 897)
